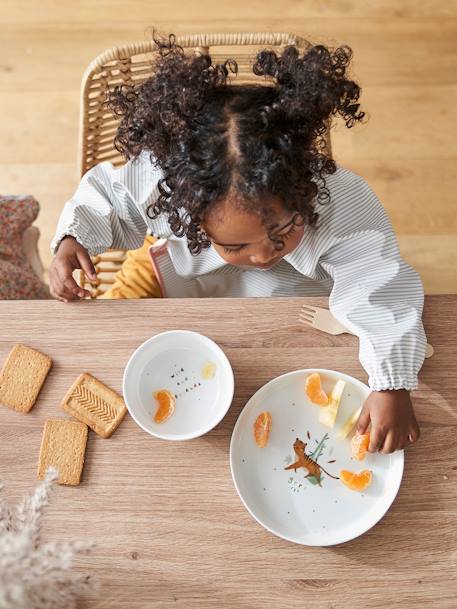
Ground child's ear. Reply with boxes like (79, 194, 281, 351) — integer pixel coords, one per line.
(0, 195, 39, 237)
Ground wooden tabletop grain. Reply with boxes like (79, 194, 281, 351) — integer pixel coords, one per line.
(0, 296, 456, 609)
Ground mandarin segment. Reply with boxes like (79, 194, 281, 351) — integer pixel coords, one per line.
(340, 469, 372, 492)
(305, 373, 329, 406)
(253, 411, 272, 448)
(351, 432, 370, 461)
(153, 389, 175, 423)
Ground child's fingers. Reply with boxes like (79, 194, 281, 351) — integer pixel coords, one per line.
(51, 268, 88, 301)
(50, 276, 82, 301)
(76, 250, 97, 281)
(49, 279, 79, 302)
(356, 407, 371, 434)
(380, 431, 396, 454)
(408, 425, 420, 444)
(398, 434, 412, 450)
(63, 277, 83, 293)
(56, 260, 89, 298)
(368, 428, 385, 453)
(62, 277, 90, 299)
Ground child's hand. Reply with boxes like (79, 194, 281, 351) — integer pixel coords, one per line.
(356, 389, 420, 454)
(49, 236, 97, 302)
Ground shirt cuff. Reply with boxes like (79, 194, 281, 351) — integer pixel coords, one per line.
(368, 371, 419, 392)
(50, 223, 107, 257)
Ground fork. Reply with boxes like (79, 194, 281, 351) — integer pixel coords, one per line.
(299, 303, 434, 359)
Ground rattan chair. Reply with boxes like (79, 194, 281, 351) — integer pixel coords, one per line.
(76, 32, 332, 296)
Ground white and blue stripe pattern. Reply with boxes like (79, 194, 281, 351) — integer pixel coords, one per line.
(51, 150, 427, 391)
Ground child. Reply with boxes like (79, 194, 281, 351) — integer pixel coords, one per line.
(50, 33, 426, 455)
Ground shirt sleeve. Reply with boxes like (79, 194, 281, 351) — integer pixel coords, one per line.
(50, 151, 168, 256)
(317, 169, 427, 392)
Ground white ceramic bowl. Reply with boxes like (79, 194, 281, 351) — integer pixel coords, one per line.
(123, 330, 234, 440)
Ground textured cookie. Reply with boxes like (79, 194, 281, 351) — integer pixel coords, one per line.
(61, 372, 127, 438)
(38, 418, 88, 486)
(0, 344, 52, 412)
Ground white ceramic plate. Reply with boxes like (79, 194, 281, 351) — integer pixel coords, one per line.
(123, 330, 234, 440)
(230, 368, 404, 546)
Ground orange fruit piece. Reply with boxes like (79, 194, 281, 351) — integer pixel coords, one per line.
(351, 432, 370, 461)
(153, 389, 175, 423)
(305, 372, 329, 406)
(253, 412, 272, 448)
(340, 469, 373, 492)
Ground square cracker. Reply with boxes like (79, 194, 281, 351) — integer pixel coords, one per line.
(61, 372, 127, 438)
(38, 418, 88, 486)
(0, 344, 52, 413)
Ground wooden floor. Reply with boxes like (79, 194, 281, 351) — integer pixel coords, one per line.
(1, 0, 456, 292)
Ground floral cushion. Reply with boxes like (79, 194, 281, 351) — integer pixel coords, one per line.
(0, 195, 50, 299)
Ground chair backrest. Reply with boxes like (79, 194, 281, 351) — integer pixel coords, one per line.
(77, 32, 332, 296)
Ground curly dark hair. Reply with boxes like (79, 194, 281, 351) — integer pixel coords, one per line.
(107, 31, 366, 255)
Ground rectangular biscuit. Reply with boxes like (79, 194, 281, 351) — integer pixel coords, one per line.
(61, 372, 127, 438)
(38, 418, 88, 486)
(0, 344, 52, 413)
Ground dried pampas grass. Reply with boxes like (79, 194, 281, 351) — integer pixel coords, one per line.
(0, 468, 95, 609)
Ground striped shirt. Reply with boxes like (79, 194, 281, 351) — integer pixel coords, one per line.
(51, 150, 427, 391)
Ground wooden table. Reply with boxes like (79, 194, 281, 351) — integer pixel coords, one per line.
(1, 297, 456, 609)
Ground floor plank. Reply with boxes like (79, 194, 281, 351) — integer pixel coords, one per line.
(2, 0, 457, 24)
(1, 2, 455, 293)
(1, 19, 456, 92)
